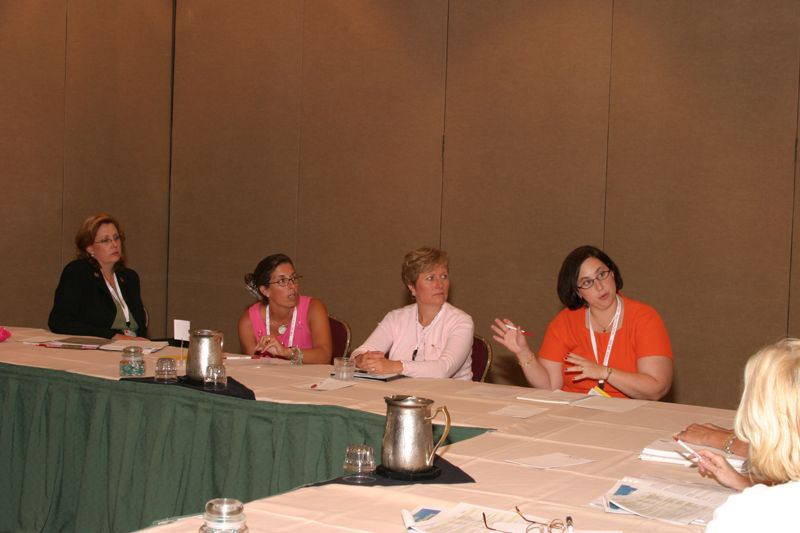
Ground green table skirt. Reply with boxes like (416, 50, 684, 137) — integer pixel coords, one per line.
(0, 362, 486, 533)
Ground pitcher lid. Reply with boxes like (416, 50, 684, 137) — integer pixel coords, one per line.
(384, 395, 433, 406)
(190, 329, 221, 337)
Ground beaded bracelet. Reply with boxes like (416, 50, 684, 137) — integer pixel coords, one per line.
(519, 354, 536, 367)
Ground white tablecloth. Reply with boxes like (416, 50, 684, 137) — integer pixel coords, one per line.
(1, 327, 734, 532)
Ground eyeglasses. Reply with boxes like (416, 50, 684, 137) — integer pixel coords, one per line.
(576, 269, 611, 290)
(482, 507, 572, 533)
(94, 234, 122, 246)
(267, 275, 302, 287)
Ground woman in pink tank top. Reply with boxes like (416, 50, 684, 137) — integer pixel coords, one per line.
(237, 254, 332, 363)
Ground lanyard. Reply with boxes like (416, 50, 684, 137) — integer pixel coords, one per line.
(588, 295, 622, 385)
(265, 304, 298, 348)
(413, 304, 444, 360)
(104, 273, 130, 327)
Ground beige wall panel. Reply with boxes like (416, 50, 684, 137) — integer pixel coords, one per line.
(170, 1, 303, 348)
(0, 1, 66, 328)
(62, 0, 173, 336)
(296, 1, 448, 346)
(607, 1, 798, 408)
(442, 0, 613, 384)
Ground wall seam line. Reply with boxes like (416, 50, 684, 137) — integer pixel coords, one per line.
(602, 0, 615, 250)
(438, 0, 450, 249)
(786, 19, 800, 336)
(164, 0, 178, 337)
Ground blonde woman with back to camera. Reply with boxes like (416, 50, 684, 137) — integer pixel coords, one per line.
(694, 338, 800, 532)
(352, 247, 474, 379)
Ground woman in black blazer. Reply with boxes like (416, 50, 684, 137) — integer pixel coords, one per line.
(48, 213, 148, 339)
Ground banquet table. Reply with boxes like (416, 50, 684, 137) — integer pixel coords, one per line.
(0, 327, 737, 532)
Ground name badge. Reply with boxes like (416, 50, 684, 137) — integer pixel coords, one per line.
(588, 385, 611, 397)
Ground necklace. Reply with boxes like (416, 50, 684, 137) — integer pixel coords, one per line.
(265, 304, 298, 346)
(589, 299, 618, 332)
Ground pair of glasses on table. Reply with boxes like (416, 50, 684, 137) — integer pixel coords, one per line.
(482, 506, 574, 533)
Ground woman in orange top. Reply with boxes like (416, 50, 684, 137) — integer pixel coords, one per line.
(492, 245, 673, 400)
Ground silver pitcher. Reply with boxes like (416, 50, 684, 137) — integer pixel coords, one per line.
(381, 395, 451, 473)
(186, 329, 224, 382)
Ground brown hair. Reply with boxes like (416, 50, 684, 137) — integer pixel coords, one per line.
(244, 253, 294, 302)
(74, 213, 126, 270)
(401, 247, 449, 287)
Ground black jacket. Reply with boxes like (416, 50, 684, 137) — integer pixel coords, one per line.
(48, 259, 148, 339)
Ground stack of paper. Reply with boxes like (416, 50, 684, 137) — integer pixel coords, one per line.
(516, 389, 588, 405)
(640, 438, 747, 472)
(24, 336, 107, 349)
(99, 340, 169, 354)
(601, 476, 734, 526)
(517, 390, 646, 413)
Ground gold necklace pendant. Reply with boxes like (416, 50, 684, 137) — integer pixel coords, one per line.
(277, 324, 287, 335)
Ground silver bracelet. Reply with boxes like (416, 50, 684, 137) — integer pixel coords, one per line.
(723, 433, 736, 455)
(290, 346, 304, 365)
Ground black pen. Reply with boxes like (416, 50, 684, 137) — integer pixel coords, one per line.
(566, 516, 573, 533)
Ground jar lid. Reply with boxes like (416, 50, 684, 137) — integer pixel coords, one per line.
(204, 498, 244, 520)
(122, 346, 143, 356)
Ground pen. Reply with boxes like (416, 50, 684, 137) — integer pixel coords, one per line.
(675, 438, 704, 463)
(566, 515, 573, 533)
(504, 324, 535, 338)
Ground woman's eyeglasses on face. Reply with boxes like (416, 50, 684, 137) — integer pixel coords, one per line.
(267, 275, 302, 287)
(94, 234, 123, 246)
(576, 269, 611, 290)
(482, 507, 572, 533)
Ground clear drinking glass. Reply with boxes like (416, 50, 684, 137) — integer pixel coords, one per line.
(333, 357, 355, 381)
(154, 357, 178, 383)
(204, 364, 227, 391)
(342, 444, 376, 483)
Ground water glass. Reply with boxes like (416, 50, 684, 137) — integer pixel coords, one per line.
(204, 364, 227, 391)
(342, 444, 376, 483)
(333, 357, 355, 381)
(154, 357, 178, 383)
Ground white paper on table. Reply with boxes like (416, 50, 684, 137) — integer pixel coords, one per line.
(506, 452, 596, 469)
(516, 389, 588, 404)
(405, 502, 533, 533)
(292, 378, 354, 391)
(491, 525, 619, 533)
(22, 335, 75, 344)
(604, 476, 733, 526)
(640, 437, 747, 472)
(173, 319, 191, 341)
(571, 395, 647, 413)
(488, 404, 548, 418)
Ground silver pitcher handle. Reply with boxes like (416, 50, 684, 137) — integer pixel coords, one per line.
(425, 405, 451, 466)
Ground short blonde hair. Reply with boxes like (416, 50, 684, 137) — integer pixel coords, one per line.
(401, 247, 449, 287)
(735, 338, 800, 483)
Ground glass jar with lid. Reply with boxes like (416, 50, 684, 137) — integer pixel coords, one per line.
(199, 498, 248, 533)
(119, 346, 145, 376)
